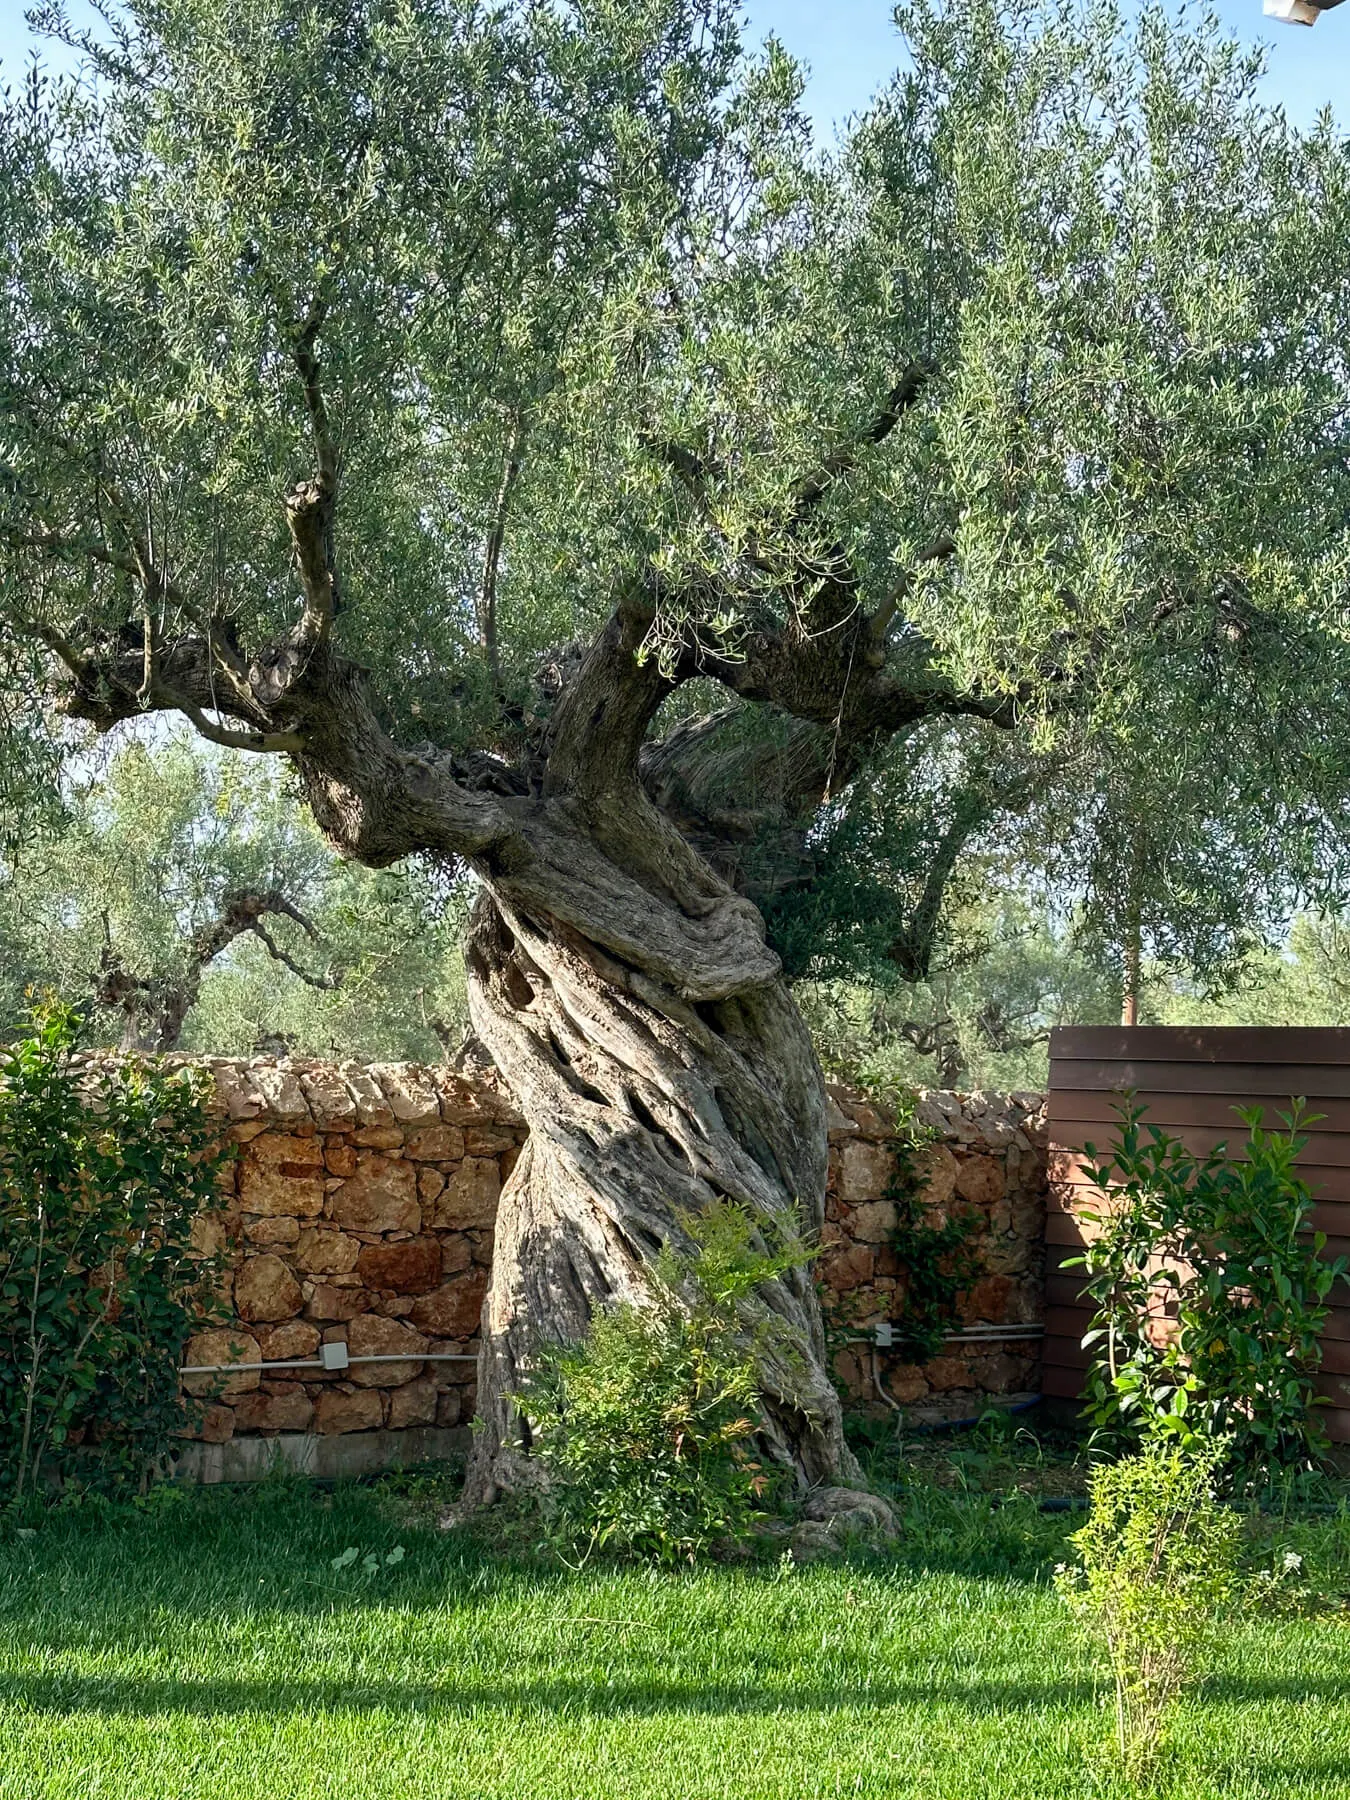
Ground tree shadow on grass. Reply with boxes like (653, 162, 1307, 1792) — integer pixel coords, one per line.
(0, 1667, 1090, 1722)
(8, 1664, 1350, 1727)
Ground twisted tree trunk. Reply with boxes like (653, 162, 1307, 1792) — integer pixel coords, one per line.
(456, 870, 859, 1508)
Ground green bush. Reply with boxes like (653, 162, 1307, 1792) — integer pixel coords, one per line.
(1056, 1442, 1240, 1776)
(1070, 1101, 1344, 1472)
(516, 1200, 812, 1565)
(0, 1001, 227, 1505)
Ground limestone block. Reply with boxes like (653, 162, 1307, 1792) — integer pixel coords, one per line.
(836, 1139, 893, 1205)
(264, 1389, 315, 1431)
(464, 1125, 519, 1157)
(330, 1063, 389, 1128)
(417, 1168, 445, 1206)
(955, 1154, 1006, 1208)
(234, 1255, 304, 1323)
(327, 1155, 420, 1233)
(851, 1200, 898, 1244)
(195, 1404, 236, 1443)
(404, 1125, 466, 1161)
(231, 1391, 273, 1432)
(923, 1356, 975, 1393)
(346, 1313, 428, 1386)
(439, 1233, 473, 1277)
(305, 1283, 370, 1323)
(958, 1274, 1013, 1325)
(314, 1387, 384, 1434)
(823, 1086, 861, 1138)
(226, 1120, 270, 1143)
(324, 1137, 359, 1177)
(430, 1157, 500, 1229)
(300, 1069, 357, 1131)
(294, 1227, 362, 1275)
(912, 1142, 959, 1212)
(410, 1271, 488, 1339)
(468, 1229, 494, 1268)
(387, 1377, 439, 1430)
(352, 1125, 403, 1149)
(982, 1239, 1031, 1276)
(245, 1215, 301, 1247)
(249, 1064, 311, 1125)
(818, 1243, 874, 1293)
(256, 1320, 321, 1362)
(182, 1328, 261, 1398)
(189, 1211, 227, 1258)
(238, 1134, 325, 1218)
(213, 1064, 265, 1121)
(431, 1068, 524, 1128)
(370, 1063, 442, 1126)
(356, 1236, 443, 1294)
(885, 1364, 929, 1404)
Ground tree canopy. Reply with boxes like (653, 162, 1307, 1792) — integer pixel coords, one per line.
(1, 0, 1347, 970)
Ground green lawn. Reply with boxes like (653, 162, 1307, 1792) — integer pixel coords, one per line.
(1, 1451, 1349, 1800)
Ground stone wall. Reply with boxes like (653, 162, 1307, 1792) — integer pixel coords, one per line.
(819, 1086, 1049, 1417)
(173, 1059, 1048, 1453)
(178, 1058, 526, 1448)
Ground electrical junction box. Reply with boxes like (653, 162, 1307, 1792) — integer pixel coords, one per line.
(318, 1341, 350, 1371)
(874, 1322, 894, 1349)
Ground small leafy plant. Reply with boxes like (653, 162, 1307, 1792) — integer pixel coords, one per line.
(1070, 1101, 1344, 1473)
(516, 1199, 812, 1565)
(0, 1000, 227, 1505)
(1056, 1442, 1240, 1777)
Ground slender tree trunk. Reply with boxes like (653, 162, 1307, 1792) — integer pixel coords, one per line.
(1122, 906, 1141, 1028)
(456, 883, 861, 1508)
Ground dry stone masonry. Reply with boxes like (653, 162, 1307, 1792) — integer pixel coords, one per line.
(819, 1086, 1049, 1416)
(171, 1059, 1049, 1458)
(177, 1058, 526, 1452)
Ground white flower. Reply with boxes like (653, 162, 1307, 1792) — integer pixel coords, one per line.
(1282, 1550, 1303, 1574)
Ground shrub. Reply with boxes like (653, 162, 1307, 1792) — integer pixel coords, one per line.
(516, 1199, 811, 1565)
(1070, 1101, 1344, 1472)
(0, 1001, 227, 1505)
(1056, 1442, 1240, 1776)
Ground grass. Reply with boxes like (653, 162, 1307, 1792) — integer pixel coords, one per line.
(2, 1430, 1350, 1800)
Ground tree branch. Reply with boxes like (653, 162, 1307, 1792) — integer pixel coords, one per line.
(480, 409, 526, 689)
(790, 361, 934, 517)
(287, 292, 341, 646)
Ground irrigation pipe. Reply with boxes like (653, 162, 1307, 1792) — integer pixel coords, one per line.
(180, 1344, 478, 1377)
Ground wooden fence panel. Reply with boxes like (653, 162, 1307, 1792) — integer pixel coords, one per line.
(1045, 1025, 1350, 1444)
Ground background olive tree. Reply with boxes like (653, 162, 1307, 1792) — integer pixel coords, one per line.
(0, 731, 471, 1055)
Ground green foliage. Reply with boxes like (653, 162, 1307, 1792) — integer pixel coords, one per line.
(0, 732, 471, 1059)
(1071, 1103, 1345, 1472)
(0, 1000, 227, 1505)
(887, 1176, 983, 1364)
(517, 1200, 812, 1565)
(800, 882, 1120, 1094)
(1056, 1441, 1241, 1776)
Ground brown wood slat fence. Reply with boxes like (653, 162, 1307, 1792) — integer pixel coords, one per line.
(1044, 1026, 1350, 1443)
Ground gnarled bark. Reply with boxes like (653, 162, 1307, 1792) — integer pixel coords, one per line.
(458, 875, 859, 1507)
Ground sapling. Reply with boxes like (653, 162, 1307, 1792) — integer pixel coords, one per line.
(1056, 1442, 1240, 1776)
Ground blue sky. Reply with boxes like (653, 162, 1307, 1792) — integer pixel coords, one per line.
(0, 0, 1345, 131)
(743, 0, 1349, 129)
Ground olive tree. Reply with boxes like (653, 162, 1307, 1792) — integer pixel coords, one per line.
(3, 0, 1349, 1505)
(0, 733, 469, 1055)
